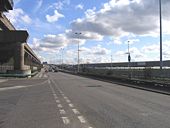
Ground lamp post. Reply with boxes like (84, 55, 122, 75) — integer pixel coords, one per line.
(111, 55, 113, 69)
(75, 32, 82, 73)
(127, 41, 131, 79)
(159, 0, 163, 69)
(127, 41, 131, 67)
(61, 48, 64, 70)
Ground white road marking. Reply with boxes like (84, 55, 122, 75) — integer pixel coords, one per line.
(53, 94, 57, 96)
(58, 104, 63, 108)
(48, 79, 51, 84)
(54, 96, 58, 99)
(63, 96, 68, 99)
(0, 79, 46, 91)
(78, 116, 86, 123)
(39, 73, 43, 78)
(66, 99, 71, 103)
(61, 117, 70, 124)
(0, 80, 48, 92)
(72, 109, 80, 114)
(56, 100, 60, 103)
(59, 109, 66, 114)
(61, 94, 65, 96)
(59, 90, 63, 93)
(0, 86, 26, 91)
(69, 104, 74, 108)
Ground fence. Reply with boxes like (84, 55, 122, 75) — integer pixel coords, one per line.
(80, 67, 170, 80)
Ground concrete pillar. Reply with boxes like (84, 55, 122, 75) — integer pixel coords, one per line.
(14, 42, 25, 70)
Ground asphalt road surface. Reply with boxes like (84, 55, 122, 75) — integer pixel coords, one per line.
(0, 72, 170, 128)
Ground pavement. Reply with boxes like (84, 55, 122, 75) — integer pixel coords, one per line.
(0, 72, 170, 128)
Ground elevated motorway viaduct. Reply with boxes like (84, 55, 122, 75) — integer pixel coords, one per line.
(0, 12, 42, 76)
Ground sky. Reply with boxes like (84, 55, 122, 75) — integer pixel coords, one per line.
(4, 0, 170, 64)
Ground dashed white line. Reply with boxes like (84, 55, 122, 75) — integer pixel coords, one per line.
(66, 99, 71, 103)
(63, 96, 68, 99)
(48, 79, 51, 84)
(61, 117, 70, 124)
(59, 109, 66, 114)
(78, 116, 86, 123)
(57, 104, 63, 108)
(44, 74, 47, 78)
(56, 100, 60, 103)
(39, 73, 43, 78)
(72, 109, 80, 114)
(53, 94, 57, 97)
(54, 96, 58, 99)
(68, 104, 74, 108)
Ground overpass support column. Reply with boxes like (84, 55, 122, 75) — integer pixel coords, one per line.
(14, 42, 25, 71)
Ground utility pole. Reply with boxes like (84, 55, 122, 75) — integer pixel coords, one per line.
(61, 48, 64, 70)
(127, 41, 131, 79)
(159, 0, 163, 69)
(128, 41, 131, 68)
(75, 32, 82, 73)
(111, 55, 113, 69)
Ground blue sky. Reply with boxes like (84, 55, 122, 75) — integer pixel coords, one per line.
(5, 0, 170, 64)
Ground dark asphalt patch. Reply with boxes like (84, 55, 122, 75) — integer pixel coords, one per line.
(86, 85, 102, 87)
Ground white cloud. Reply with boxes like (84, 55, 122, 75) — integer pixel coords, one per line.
(113, 39, 170, 62)
(64, 45, 111, 64)
(21, 15, 32, 24)
(46, 10, 64, 22)
(5, 8, 32, 25)
(15, 0, 21, 4)
(45, 0, 70, 12)
(31, 34, 67, 53)
(162, 20, 170, 35)
(66, 29, 103, 41)
(113, 39, 122, 45)
(81, 45, 111, 55)
(75, 4, 84, 10)
(30, 33, 86, 54)
(53, 1, 64, 10)
(70, 0, 170, 39)
(84, 7, 96, 19)
(34, 0, 43, 12)
(125, 39, 140, 45)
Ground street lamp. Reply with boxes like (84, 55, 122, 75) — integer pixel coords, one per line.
(126, 41, 131, 79)
(159, 0, 163, 69)
(60, 48, 64, 69)
(127, 41, 131, 67)
(111, 55, 113, 69)
(75, 32, 82, 73)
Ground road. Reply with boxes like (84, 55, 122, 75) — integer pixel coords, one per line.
(0, 72, 170, 128)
